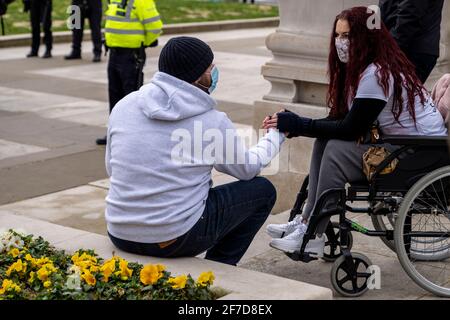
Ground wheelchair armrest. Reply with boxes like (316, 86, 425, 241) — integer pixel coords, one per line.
(382, 135, 449, 147)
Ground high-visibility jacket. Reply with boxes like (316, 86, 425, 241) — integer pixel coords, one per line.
(105, 0, 163, 48)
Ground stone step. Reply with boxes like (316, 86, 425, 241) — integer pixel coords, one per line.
(0, 213, 332, 300)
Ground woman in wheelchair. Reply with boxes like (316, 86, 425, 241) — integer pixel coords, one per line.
(262, 6, 447, 256)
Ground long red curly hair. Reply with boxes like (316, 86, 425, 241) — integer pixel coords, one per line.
(327, 6, 426, 121)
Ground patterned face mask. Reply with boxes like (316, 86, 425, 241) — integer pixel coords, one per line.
(335, 37, 350, 63)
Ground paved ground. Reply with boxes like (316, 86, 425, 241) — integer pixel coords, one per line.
(0, 27, 272, 204)
(0, 27, 445, 300)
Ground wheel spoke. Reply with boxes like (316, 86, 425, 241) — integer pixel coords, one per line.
(351, 277, 359, 292)
(337, 275, 351, 287)
(357, 272, 371, 279)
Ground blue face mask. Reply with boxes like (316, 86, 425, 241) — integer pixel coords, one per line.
(208, 66, 219, 94)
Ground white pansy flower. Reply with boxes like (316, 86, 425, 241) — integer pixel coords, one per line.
(3, 236, 24, 250)
(67, 265, 82, 275)
(65, 274, 82, 291)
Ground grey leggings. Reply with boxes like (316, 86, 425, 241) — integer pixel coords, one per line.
(302, 139, 396, 234)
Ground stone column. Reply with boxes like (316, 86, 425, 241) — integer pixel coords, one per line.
(255, 0, 450, 213)
(432, 1, 450, 84)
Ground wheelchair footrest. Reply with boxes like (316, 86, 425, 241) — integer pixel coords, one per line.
(285, 251, 319, 263)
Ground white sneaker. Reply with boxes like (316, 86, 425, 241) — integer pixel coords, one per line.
(270, 226, 326, 257)
(266, 217, 303, 239)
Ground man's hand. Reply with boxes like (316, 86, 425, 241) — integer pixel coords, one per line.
(261, 109, 289, 137)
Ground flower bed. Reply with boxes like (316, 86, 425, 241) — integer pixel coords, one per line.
(0, 230, 217, 300)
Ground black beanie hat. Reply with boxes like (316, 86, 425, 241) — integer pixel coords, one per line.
(158, 36, 214, 83)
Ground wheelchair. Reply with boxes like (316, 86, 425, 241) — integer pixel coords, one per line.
(284, 135, 450, 297)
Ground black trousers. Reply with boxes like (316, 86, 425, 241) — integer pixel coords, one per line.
(406, 51, 438, 84)
(108, 48, 146, 113)
(30, 0, 52, 53)
(71, 0, 102, 55)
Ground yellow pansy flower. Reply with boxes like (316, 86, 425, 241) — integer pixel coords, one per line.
(80, 253, 97, 264)
(77, 261, 91, 269)
(118, 259, 133, 280)
(81, 270, 96, 286)
(8, 248, 20, 258)
(35, 257, 50, 267)
(36, 262, 56, 283)
(155, 264, 165, 272)
(13, 284, 21, 293)
(71, 252, 80, 264)
(100, 259, 116, 282)
(89, 265, 100, 273)
(28, 271, 36, 285)
(197, 271, 215, 287)
(43, 281, 52, 288)
(0, 279, 12, 295)
(37, 262, 57, 282)
(24, 254, 36, 267)
(0, 279, 21, 295)
(140, 264, 164, 285)
(37, 267, 49, 282)
(72, 252, 97, 266)
(6, 259, 26, 277)
(168, 275, 187, 290)
(40, 262, 57, 274)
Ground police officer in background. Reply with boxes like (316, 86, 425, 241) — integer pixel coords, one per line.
(95, 0, 162, 145)
(380, 0, 445, 83)
(23, 0, 53, 58)
(65, 0, 103, 62)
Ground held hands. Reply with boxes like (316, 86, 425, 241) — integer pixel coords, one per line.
(261, 109, 290, 137)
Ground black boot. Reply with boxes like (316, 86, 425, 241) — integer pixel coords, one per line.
(42, 49, 52, 59)
(64, 50, 82, 60)
(92, 53, 101, 63)
(26, 50, 38, 58)
(96, 136, 107, 145)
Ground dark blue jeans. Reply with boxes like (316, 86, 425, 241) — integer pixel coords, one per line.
(108, 177, 276, 265)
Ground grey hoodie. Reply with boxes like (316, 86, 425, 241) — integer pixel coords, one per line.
(105, 72, 285, 243)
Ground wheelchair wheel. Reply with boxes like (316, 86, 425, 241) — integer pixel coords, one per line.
(330, 252, 372, 297)
(395, 166, 450, 297)
(322, 222, 353, 262)
(371, 204, 448, 258)
(371, 212, 396, 252)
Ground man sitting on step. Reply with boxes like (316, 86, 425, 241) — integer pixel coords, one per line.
(104, 36, 285, 266)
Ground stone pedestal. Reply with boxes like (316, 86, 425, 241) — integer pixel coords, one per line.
(256, 0, 450, 213)
(429, 1, 450, 87)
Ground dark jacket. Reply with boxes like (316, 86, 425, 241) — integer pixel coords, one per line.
(380, 0, 444, 57)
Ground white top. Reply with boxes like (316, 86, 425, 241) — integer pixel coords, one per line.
(352, 63, 447, 136)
